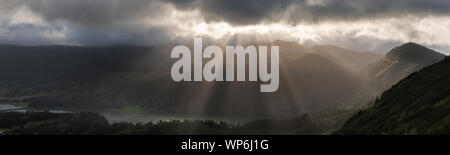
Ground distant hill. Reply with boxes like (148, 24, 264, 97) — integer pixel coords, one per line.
(313, 45, 382, 73)
(283, 53, 363, 112)
(0, 45, 100, 83)
(346, 42, 446, 107)
(335, 56, 450, 135)
(0, 45, 156, 83)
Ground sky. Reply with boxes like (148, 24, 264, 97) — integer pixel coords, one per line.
(1, 0, 450, 54)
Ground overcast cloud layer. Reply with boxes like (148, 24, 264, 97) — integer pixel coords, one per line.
(0, 0, 450, 54)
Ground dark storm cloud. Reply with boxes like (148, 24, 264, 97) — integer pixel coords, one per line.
(0, 0, 174, 46)
(168, 0, 294, 25)
(3, 0, 450, 26)
(288, 0, 450, 23)
(14, 0, 166, 27)
(0, 0, 450, 49)
(167, 0, 450, 25)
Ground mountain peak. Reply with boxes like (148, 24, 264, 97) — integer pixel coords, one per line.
(386, 42, 445, 63)
(403, 42, 423, 47)
(335, 51, 450, 135)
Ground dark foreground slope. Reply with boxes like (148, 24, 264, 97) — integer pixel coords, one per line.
(335, 56, 450, 135)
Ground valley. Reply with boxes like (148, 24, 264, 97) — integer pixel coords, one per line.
(0, 41, 447, 135)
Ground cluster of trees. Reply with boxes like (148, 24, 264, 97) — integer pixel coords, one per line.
(0, 111, 326, 135)
(0, 112, 109, 134)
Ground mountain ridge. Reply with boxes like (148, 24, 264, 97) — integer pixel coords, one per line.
(335, 56, 450, 135)
(345, 42, 447, 108)
(386, 42, 445, 63)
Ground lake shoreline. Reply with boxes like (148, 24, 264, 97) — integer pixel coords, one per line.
(0, 103, 261, 124)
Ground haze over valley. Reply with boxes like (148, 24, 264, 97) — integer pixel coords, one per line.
(0, 41, 445, 118)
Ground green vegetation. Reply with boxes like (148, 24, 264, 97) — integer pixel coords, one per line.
(0, 111, 327, 135)
(345, 42, 445, 108)
(0, 108, 358, 135)
(335, 56, 450, 135)
(1, 112, 110, 135)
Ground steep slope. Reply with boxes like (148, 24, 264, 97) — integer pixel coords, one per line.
(347, 42, 446, 107)
(335, 56, 450, 135)
(0, 45, 103, 83)
(369, 42, 445, 92)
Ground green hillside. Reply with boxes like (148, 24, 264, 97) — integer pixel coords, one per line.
(345, 42, 445, 108)
(335, 56, 450, 135)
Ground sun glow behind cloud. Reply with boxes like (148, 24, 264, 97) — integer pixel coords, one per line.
(167, 13, 450, 54)
(1, 0, 450, 54)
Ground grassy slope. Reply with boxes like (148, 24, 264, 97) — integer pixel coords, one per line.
(335, 57, 450, 135)
(311, 109, 357, 134)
